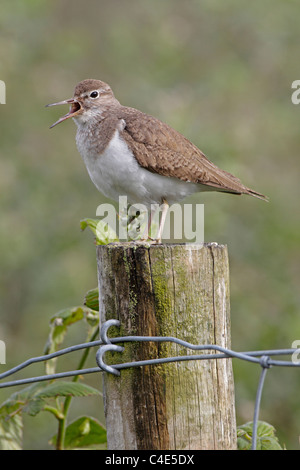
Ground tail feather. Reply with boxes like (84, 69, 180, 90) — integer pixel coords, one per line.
(211, 185, 269, 201)
(245, 188, 269, 201)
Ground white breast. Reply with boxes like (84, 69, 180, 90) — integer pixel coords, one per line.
(76, 129, 200, 206)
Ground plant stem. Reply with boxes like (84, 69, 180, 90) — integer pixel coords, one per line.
(43, 405, 64, 420)
(55, 326, 100, 450)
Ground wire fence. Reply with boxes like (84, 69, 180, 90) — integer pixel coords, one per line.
(1, 318, 300, 450)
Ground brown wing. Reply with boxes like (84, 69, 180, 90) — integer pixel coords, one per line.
(120, 106, 267, 200)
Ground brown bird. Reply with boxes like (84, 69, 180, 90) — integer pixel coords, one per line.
(47, 79, 267, 242)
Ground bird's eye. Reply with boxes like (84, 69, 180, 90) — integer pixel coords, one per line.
(90, 91, 99, 99)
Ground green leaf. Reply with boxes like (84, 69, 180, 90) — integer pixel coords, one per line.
(52, 307, 84, 324)
(84, 288, 99, 312)
(0, 408, 23, 450)
(51, 416, 107, 449)
(0, 381, 100, 431)
(81, 218, 119, 245)
(35, 381, 101, 399)
(85, 310, 99, 328)
(44, 306, 98, 374)
(24, 398, 46, 417)
(0, 383, 48, 424)
(80, 218, 99, 237)
(0, 383, 47, 411)
(237, 421, 284, 450)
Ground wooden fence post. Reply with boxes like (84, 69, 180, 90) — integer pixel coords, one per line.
(96, 243, 236, 450)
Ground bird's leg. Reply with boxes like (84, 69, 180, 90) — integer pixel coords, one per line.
(155, 199, 169, 244)
(138, 206, 156, 242)
(133, 201, 168, 244)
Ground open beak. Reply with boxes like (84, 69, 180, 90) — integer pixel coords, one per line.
(46, 98, 81, 128)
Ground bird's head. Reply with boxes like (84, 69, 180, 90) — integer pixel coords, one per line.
(46, 79, 118, 128)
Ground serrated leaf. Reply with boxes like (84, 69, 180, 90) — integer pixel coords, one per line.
(0, 383, 47, 410)
(35, 381, 101, 399)
(0, 381, 100, 427)
(81, 218, 119, 245)
(237, 421, 283, 450)
(50, 416, 106, 449)
(0, 383, 49, 420)
(23, 398, 46, 417)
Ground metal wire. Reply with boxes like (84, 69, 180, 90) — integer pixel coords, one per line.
(1, 318, 299, 450)
(251, 359, 270, 450)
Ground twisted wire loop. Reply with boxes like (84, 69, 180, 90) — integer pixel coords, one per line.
(259, 355, 271, 369)
(100, 319, 121, 344)
(95, 319, 124, 376)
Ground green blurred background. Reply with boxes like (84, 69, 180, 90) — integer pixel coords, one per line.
(1, 0, 300, 449)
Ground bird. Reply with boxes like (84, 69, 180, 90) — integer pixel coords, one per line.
(46, 79, 267, 243)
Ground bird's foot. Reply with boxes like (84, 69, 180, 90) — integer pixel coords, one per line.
(132, 236, 162, 245)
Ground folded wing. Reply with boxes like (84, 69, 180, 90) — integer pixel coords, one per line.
(120, 107, 268, 201)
